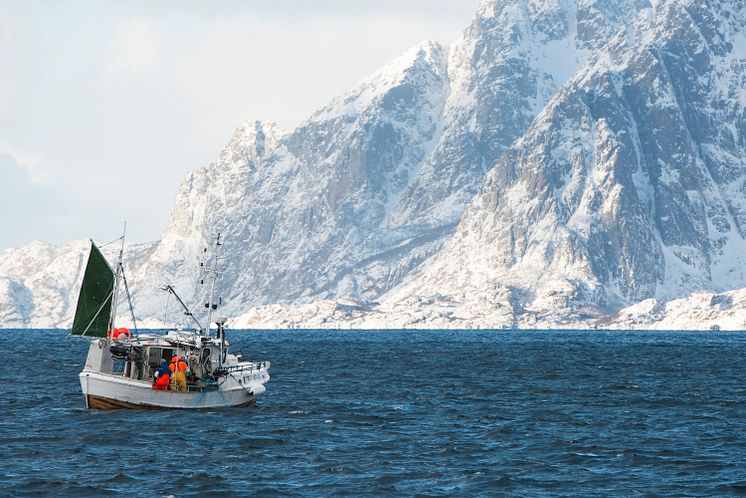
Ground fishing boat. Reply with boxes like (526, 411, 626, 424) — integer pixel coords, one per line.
(71, 226, 270, 409)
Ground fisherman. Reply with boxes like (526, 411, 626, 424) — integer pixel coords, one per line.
(184, 353, 198, 384)
(152, 359, 171, 390)
(126, 346, 144, 380)
(170, 355, 188, 392)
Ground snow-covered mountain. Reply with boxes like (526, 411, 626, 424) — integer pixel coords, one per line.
(0, 240, 155, 327)
(127, 0, 649, 320)
(4, 0, 746, 330)
(370, 0, 746, 328)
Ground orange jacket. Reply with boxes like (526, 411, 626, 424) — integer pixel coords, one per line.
(169, 357, 187, 374)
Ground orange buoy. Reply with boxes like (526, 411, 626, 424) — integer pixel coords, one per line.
(110, 327, 130, 340)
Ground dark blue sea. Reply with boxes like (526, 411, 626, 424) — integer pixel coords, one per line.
(2, 329, 746, 496)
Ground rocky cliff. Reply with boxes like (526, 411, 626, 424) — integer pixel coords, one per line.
(371, 0, 746, 328)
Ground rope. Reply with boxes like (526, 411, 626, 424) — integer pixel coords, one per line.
(216, 379, 231, 407)
(228, 371, 255, 394)
(189, 375, 230, 408)
(121, 268, 138, 335)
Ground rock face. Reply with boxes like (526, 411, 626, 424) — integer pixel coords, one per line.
(128, 0, 647, 322)
(132, 43, 451, 321)
(388, 0, 646, 228)
(3, 0, 746, 330)
(381, 0, 746, 327)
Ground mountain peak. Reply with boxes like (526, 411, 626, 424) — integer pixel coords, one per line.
(368, 39, 447, 82)
(308, 40, 448, 125)
(213, 119, 282, 174)
(234, 120, 282, 145)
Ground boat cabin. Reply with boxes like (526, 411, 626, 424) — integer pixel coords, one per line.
(106, 331, 228, 385)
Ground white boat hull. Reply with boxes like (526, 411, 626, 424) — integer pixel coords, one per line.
(79, 368, 269, 410)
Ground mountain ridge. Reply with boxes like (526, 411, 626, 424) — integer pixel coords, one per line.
(4, 0, 746, 330)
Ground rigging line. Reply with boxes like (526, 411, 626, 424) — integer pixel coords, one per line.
(162, 285, 205, 332)
(188, 281, 211, 328)
(97, 235, 124, 249)
(228, 371, 255, 394)
(80, 288, 115, 337)
(121, 268, 138, 335)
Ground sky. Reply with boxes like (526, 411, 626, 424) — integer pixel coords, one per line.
(0, 0, 478, 251)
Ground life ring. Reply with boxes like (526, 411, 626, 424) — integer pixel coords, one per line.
(110, 327, 131, 340)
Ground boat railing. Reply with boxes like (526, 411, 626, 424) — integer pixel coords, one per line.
(109, 372, 216, 393)
(159, 382, 224, 393)
(219, 361, 269, 374)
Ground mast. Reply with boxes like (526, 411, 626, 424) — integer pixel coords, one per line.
(206, 232, 221, 337)
(108, 221, 126, 334)
(202, 232, 226, 369)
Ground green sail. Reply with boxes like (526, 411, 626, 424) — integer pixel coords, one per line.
(71, 242, 114, 337)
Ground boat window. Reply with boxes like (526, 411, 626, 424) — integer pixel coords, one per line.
(148, 348, 162, 366)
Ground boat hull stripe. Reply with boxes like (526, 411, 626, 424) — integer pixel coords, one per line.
(85, 394, 257, 410)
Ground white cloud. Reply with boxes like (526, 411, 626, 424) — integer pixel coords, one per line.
(0, 152, 71, 248)
(0, 143, 45, 183)
(0, 1, 478, 251)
